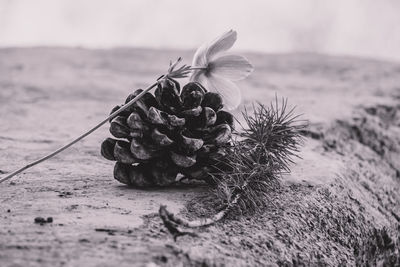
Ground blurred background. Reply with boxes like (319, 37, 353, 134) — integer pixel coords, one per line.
(0, 0, 400, 61)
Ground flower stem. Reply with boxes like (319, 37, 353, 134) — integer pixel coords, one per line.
(0, 82, 158, 184)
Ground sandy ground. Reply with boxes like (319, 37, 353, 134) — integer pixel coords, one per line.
(0, 48, 399, 266)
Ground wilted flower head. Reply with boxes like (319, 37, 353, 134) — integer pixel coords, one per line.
(190, 30, 254, 110)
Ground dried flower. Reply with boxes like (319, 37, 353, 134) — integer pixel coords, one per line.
(190, 30, 254, 110)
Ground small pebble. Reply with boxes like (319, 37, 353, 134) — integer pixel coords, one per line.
(34, 217, 46, 224)
(159, 255, 168, 263)
(7, 209, 11, 213)
(34, 217, 54, 224)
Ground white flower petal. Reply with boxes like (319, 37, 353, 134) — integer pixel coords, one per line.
(192, 30, 237, 68)
(192, 43, 208, 68)
(206, 30, 237, 60)
(195, 74, 242, 110)
(190, 30, 252, 110)
(211, 55, 254, 81)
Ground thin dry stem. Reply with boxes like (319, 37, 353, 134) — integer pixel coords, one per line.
(0, 57, 195, 184)
(0, 82, 158, 184)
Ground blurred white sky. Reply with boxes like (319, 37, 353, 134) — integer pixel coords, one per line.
(1, 0, 400, 61)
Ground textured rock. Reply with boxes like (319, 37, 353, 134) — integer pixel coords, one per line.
(0, 48, 399, 266)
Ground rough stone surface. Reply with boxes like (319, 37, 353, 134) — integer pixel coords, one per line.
(0, 48, 399, 266)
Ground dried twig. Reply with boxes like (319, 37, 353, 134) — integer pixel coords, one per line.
(159, 205, 198, 241)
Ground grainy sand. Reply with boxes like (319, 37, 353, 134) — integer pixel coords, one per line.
(0, 48, 399, 266)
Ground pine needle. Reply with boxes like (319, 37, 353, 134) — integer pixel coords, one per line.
(212, 98, 307, 214)
(159, 97, 307, 234)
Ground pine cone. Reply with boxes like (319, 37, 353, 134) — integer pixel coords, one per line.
(101, 78, 234, 187)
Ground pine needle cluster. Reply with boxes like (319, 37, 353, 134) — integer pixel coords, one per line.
(159, 97, 307, 236)
(211, 98, 307, 214)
